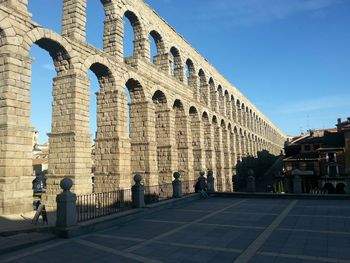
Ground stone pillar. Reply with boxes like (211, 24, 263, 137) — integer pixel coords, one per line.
(175, 112, 193, 183)
(56, 177, 77, 229)
(172, 172, 182, 198)
(130, 101, 158, 186)
(207, 170, 215, 194)
(103, 5, 122, 58)
(190, 117, 204, 179)
(214, 126, 224, 190)
(154, 53, 171, 75)
(188, 75, 198, 101)
(61, 0, 87, 42)
(132, 174, 145, 208)
(154, 105, 174, 184)
(222, 128, 232, 191)
(0, 53, 33, 214)
(94, 89, 131, 192)
(200, 83, 209, 106)
(235, 133, 241, 162)
(43, 73, 92, 210)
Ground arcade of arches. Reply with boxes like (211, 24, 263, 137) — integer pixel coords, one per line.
(0, 0, 286, 214)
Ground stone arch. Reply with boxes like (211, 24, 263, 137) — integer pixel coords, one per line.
(209, 78, 217, 111)
(122, 9, 144, 58)
(217, 85, 224, 115)
(0, 17, 18, 48)
(202, 111, 213, 171)
(169, 46, 183, 81)
(185, 58, 196, 86)
(21, 28, 74, 74)
(149, 29, 166, 64)
(198, 69, 209, 106)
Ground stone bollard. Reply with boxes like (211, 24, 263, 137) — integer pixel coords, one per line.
(132, 174, 145, 208)
(56, 177, 77, 229)
(207, 170, 215, 194)
(198, 171, 206, 191)
(293, 175, 302, 193)
(172, 172, 182, 198)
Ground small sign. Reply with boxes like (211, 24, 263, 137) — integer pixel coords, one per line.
(32, 204, 48, 225)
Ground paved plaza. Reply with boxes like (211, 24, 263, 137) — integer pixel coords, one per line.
(1, 197, 350, 263)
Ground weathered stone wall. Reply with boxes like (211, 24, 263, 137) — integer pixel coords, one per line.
(0, 0, 286, 214)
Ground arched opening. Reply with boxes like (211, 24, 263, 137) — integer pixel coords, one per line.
(153, 90, 171, 184)
(198, 69, 208, 105)
(169, 47, 182, 81)
(209, 78, 216, 112)
(202, 112, 212, 172)
(173, 100, 189, 181)
(336, 183, 346, 194)
(123, 11, 141, 58)
(29, 43, 57, 196)
(190, 106, 202, 177)
(149, 30, 164, 65)
(185, 59, 195, 87)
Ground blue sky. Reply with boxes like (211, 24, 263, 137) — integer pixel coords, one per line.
(28, 0, 350, 143)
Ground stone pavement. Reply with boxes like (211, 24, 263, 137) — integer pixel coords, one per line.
(0, 210, 56, 255)
(1, 197, 350, 263)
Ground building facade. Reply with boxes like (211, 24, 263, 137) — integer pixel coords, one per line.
(0, 0, 285, 214)
(284, 118, 350, 194)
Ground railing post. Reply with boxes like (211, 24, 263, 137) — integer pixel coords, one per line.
(207, 170, 215, 194)
(172, 172, 182, 198)
(132, 174, 145, 208)
(56, 177, 77, 229)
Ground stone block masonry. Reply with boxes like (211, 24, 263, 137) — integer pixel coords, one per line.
(0, 0, 285, 214)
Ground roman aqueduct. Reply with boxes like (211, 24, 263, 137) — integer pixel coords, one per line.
(0, 0, 286, 214)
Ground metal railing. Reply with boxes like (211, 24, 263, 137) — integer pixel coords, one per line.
(76, 189, 132, 223)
